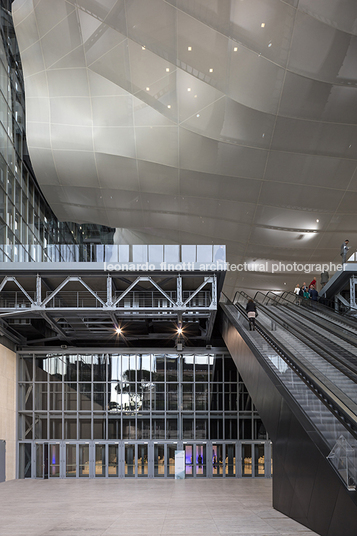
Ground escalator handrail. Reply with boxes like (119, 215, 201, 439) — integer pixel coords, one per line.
(221, 291, 357, 441)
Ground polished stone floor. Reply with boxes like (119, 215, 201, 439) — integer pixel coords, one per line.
(0, 478, 318, 536)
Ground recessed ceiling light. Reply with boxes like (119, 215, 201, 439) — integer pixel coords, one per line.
(146, 87, 150, 91)
(261, 22, 265, 28)
(233, 47, 238, 52)
(209, 68, 213, 72)
(196, 114, 200, 117)
(268, 42, 272, 47)
(142, 46, 146, 50)
(187, 87, 191, 92)
(167, 104, 171, 109)
(194, 94, 197, 98)
(316, 219, 319, 223)
(166, 68, 170, 72)
(188, 46, 192, 51)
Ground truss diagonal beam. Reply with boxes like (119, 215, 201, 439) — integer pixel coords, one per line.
(0, 276, 35, 304)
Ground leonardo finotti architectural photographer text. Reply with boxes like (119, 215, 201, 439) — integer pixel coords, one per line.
(104, 261, 342, 273)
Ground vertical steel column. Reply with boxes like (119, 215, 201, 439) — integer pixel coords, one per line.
(36, 274, 41, 305)
(106, 275, 113, 306)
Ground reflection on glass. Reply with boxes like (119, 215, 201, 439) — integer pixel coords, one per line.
(49, 418, 62, 440)
(49, 383, 62, 411)
(93, 383, 106, 411)
(242, 444, 252, 477)
(137, 354, 151, 382)
(108, 382, 121, 412)
(195, 355, 210, 382)
(64, 383, 77, 411)
(19, 443, 32, 478)
(196, 445, 206, 477)
(79, 419, 91, 440)
(79, 383, 92, 411)
(35, 383, 47, 411)
(78, 355, 92, 382)
(152, 418, 165, 439)
(122, 355, 136, 382)
(125, 444, 135, 477)
(49, 443, 60, 477)
(19, 383, 33, 411)
(121, 382, 137, 411)
(138, 444, 148, 477)
(123, 419, 136, 439)
(183, 384, 193, 410)
(20, 357, 33, 381)
(225, 444, 235, 477)
(79, 444, 90, 477)
(108, 418, 121, 440)
(93, 354, 106, 382)
(65, 418, 77, 440)
(212, 355, 223, 382)
(35, 416, 48, 440)
(65, 355, 77, 381)
(152, 383, 165, 411)
(167, 418, 178, 439)
(95, 444, 106, 477)
(212, 444, 223, 476)
(93, 419, 105, 439)
(195, 384, 207, 411)
(66, 444, 76, 477)
(108, 444, 118, 477)
(154, 445, 164, 477)
(183, 418, 193, 439)
(36, 443, 44, 478)
(167, 445, 176, 476)
(185, 444, 193, 476)
(254, 444, 265, 477)
(183, 355, 194, 381)
(167, 384, 178, 410)
(152, 354, 165, 381)
(109, 354, 121, 381)
(43, 355, 66, 380)
(196, 419, 207, 440)
(137, 418, 150, 439)
(166, 355, 178, 381)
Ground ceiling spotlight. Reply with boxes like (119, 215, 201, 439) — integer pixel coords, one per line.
(194, 94, 197, 98)
(116, 327, 122, 334)
(233, 46, 238, 52)
(261, 22, 265, 27)
(187, 87, 191, 92)
(209, 68, 213, 73)
(142, 46, 146, 50)
(146, 87, 150, 91)
(268, 42, 272, 47)
(177, 327, 183, 335)
(316, 219, 319, 223)
(166, 67, 170, 72)
(167, 104, 171, 109)
(188, 46, 192, 51)
(196, 114, 200, 117)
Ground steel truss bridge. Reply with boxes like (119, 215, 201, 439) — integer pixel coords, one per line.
(0, 263, 225, 347)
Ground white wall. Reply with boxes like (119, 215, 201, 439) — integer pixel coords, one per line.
(0, 344, 16, 480)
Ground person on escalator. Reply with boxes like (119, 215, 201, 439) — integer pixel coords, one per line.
(246, 299, 257, 331)
(309, 285, 318, 301)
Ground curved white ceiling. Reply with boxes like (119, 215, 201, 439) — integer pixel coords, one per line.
(12, 0, 357, 294)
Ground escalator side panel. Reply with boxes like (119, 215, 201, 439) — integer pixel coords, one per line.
(220, 307, 357, 536)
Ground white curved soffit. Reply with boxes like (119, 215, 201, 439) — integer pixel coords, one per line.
(12, 0, 357, 293)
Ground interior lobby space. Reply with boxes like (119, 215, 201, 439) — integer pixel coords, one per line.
(0, 478, 318, 536)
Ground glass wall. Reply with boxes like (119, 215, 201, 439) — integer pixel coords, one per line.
(18, 351, 270, 478)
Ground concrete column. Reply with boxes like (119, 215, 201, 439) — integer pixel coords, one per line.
(0, 344, 16, 480)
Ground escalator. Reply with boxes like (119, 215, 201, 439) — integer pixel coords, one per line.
(220, 291, 357, 536)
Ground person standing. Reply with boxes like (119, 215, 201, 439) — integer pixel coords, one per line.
(341, 240, 350, 264)
(320, 271, 329, 288)
(245, 299, 257, 331)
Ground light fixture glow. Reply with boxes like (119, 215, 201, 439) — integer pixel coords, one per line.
(196, 114, 200, 117)
(177, 327, 183, 335)
(142, 46, 146, 50)
(116, 327, 122, 334)
(146, 87, 150, 91)
(268, 42, 272, 47)
(209, 68, 213, 72)
(233, 47, 238, 52)
(167, 104, 171, 109)
(316, 219, 319, 223)
(187, 87, 191, 92)
(166, 67, 170, 72)
(261, 22, 265, 27)
(188, 46, 192, 51)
